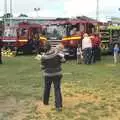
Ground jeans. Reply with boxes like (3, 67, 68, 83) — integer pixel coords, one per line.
(43, 75, 62, 108)
(83, 48, 92, 64)
(92, 47, 98, 63)
(96, 47, 101, 61)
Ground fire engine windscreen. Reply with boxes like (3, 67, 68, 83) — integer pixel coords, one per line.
(45, 25, 66, 40)
(4, 27, 17, 37)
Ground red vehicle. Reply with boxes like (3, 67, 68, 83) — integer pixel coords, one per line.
(46, 18, 102, 57)
(1, 22, 47, 54)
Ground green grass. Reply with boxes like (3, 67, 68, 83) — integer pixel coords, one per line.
(0, 55, 120, 120)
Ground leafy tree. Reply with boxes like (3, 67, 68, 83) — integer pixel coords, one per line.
(3, 13, 13, 18)
(18, 14, 28, 17)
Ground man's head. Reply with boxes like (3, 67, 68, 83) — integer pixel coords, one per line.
(44, 42, 51, 52)
(94, 32, 100, 37)
(83, 33, 88, 37)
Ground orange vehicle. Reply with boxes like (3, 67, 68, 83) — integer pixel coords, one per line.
(1, 22, 47, 54)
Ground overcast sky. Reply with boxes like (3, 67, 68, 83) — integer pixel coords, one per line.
(0, 0, 120, 21)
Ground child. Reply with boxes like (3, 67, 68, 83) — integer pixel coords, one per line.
(56, 44, 66, 62)
(113, 43, 120, 64)
(77, 44, 82, 64)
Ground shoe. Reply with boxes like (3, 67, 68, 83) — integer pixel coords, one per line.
(43, 103, 49, 105)
(56, 107, 62, 112)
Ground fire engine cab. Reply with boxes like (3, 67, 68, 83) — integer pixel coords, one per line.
(2, 22, 47, 54)
(44, 18, 102, 57)
(60, 19, 101, 57)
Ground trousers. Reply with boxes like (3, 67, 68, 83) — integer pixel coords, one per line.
(43, 75, 62, 108)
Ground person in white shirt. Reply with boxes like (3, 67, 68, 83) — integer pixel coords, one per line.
(82, 33, 92, 64)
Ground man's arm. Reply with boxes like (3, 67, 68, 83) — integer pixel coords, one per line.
(41, 57, 45, 70)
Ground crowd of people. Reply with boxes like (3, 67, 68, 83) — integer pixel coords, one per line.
(0, 32, 120, 112)
(40, 39, 120, 112)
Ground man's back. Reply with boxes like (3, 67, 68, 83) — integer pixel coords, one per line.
(41, 49, 63, 76)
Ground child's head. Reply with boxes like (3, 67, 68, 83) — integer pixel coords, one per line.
(44, 42, 51, 52)
(56, 43, 64, 52)
(114, 43, 119, 48)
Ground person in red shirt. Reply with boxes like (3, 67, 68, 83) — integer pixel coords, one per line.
(94, 33, 101, 61)
(90, 33, 101, 63)
(90, 34, 96, 63)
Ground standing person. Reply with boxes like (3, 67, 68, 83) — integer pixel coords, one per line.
(77, 44, 82, 64)
(90, 34, 97, 63)
(41, 42, 65, 112)
(113, 43, 119, 64)
(94, 33, 101, 61)
(82, 33, 92, 64)
(0, 40, 3, 64)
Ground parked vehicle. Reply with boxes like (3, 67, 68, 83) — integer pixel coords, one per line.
(0, 22, 47, 54)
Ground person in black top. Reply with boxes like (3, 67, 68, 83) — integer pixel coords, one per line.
(41, 42, 65, 111)
(0, 40, 3, 64)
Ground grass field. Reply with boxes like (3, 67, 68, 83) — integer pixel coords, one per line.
(0, 55, 120, 120)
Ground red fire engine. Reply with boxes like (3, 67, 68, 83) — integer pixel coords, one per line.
(45, 18, 102, 57)
(1, 22, 47, 54)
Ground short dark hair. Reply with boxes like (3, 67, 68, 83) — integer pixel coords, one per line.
(44, 42, 51, 52)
